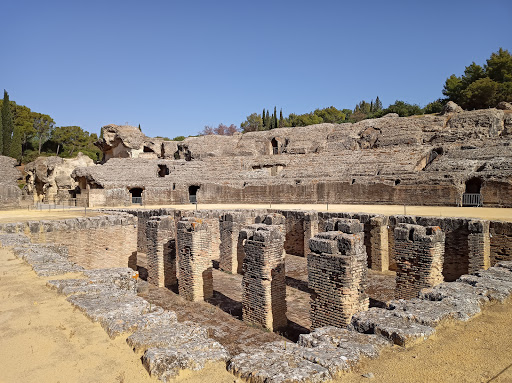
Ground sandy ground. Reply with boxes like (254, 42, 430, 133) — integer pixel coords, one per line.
(0, 247, 236, 383)
(0, 208, 101, 224)
(123, 203, 512, 222)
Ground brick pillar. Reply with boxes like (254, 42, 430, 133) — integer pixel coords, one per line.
(303, 211, 319, 259)
(176, 217, 213, 302)
(146, 216, 176, 288)
(468, 219, 490, 273)
(394, 224, 445, 300)
(308, 220, 369, 329)
(219, 212, 245, 273)
(369, 216, 389, 272)
(242, 224, 286, 331)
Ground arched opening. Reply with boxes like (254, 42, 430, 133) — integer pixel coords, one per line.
(271, 138, 279, 155)
(189, 185, 200, 203)
(143, 146, 155, 153)
(395, 179, 401, 186)
(462, 178, 483, 206)
(129, 188, 143, 204)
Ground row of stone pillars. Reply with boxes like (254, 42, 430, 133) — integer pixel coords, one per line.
(144, 213, 491, 332)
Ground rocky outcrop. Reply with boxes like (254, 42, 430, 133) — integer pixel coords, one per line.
(0, 155, 22, 209)
(441, 101, 463, 115)
(24, 153, 94, 202)
(496, 101, 512, 110)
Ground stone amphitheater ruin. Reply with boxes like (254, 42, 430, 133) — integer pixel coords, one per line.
(1, 105, 512, 382)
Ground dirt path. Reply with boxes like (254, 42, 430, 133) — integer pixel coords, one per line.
(0, 247, 236, 383)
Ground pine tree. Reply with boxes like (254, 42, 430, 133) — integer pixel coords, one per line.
(262, 108, 266, 127)
(1, 90, 14, 156)
(9, 126, 22, 162)
(375, 96, 383, 111)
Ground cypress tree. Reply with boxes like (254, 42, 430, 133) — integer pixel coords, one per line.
(273, 106, 278, 129)
(9, 126, 22, 162)
(262, 108, 266, 127)
(138, 124, 141, 131)
(1, 90, 14, 156)
(375, 96, 383, 111)
(279, 109, 284, 128)
(266, 110, 270, 128)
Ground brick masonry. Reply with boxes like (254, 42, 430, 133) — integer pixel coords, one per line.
(468, 219, 491, 273)
(394, 224, 445, 300)
(241, 224, 287, 331)
(176, 217, 213, 302)
(308, 219, 369, 329)
(146, 215, 177, 288)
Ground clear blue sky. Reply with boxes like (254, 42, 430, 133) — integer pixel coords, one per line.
(2, 0, 511, 138)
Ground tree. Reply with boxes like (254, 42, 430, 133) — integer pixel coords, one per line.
(1, 90, 14, 156)
(33, 113, 55, 154)
(486, 48, 512, 83)
(265, 110, 270, 128)
(382, 100, 423, 117)
(374, 96, 383, 112)
(241, 113, 263, 132)
(462, 77, 499, 110)
(262, 108, 266, 127)
(279, 109, 284, 128)
(313, 106, 346, 123)
(51, 126, 90, 157)
(423, 99, 445, 114)
(199, 125, 214, 135)
(138, 124, 141, 131)
(0, 99, 2, 154)
(9, 126, 22, 162)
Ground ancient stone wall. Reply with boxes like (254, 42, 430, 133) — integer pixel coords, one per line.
(1, 215, 138, 269)
(219, 212, 254, 273)
(146, 216, 176, 288)
(176, 217, 213, 302)
(308, 220, 369, 329)
(468, 220, 491, 273)
(394, 224, 445, 300)
(241, 224, 287, 331)
(490, 221, 512, 265)
(0, 155, 22, 209)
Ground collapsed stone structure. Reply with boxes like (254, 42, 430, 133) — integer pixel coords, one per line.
(24, 153, 94, 203)
(54, 107, 512, 208)
(1, 206, 512, 382)
(0, 155, 22, 209)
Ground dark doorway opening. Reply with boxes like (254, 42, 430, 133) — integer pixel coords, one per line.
(465, 177, 482, 194)
(143, 146, 155, 153)
(271, 138, 279, 155)
(158, 164, 170, 177)
(189, 185, 200, 203)
(130, 188, 143, 204)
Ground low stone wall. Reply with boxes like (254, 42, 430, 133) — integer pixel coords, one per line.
(490, 221, 512, 265)
(0, 214, 138, 269)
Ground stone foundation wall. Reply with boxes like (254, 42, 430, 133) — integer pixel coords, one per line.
(490, 221, 512, 265)
(241, 224, 287, 331)
(394, 224, 445, 300)
(176, 217, 213, 302)
(308, 219, 369, 329)
(146, 216, 176, 288)
(0, 214, 138, 269)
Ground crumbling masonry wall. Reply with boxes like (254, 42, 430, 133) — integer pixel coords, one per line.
(1, 215, 138, 269)
(468, 219, 490, 273)
(490, 221, 512, 265)
(146, 216, 176, 288)
(219, 212, 252, 273)
(394, 224, 445, 300)
(176, 217, 213, 302)
(241, 224, 287, 331)
(308, 219, 369, 329)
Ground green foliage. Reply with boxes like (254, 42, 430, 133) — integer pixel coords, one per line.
(33, 113, 55, 154)
(379, 100, 423, 117)
(1, 90, 14, 155)
(443, 48, 512, 109)
(423, 99, 445, 114)
(172, 135, 186, 141)
(313, 106, 346, 123)
(9, 126, 22, 161)
(241, 113, 263, 132)
(51, 126, 90, 157)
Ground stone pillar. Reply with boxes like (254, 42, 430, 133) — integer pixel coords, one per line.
(176, 217, 213, 302)
(394, 224, 445, 300)
(308, 219, 369, 329)
(369, 216, 389, 272)
(219, 212, 245, 273)
(242, 224, 286, 331)
(146, 216, 176, 288)
(468, 219, 490, 273)
(303, 211, 319, 259)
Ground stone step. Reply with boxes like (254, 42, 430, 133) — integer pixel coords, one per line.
(349, 308, 435, 347)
